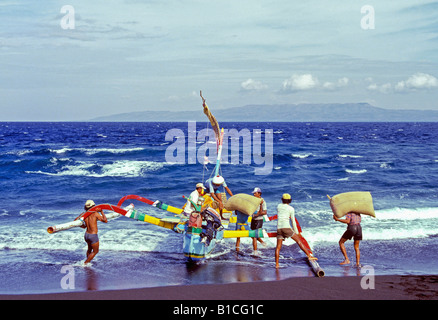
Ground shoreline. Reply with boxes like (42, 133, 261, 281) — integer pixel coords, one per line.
(1, 275, 437, 300)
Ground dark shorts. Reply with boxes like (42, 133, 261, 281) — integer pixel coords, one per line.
(250, 218, 263, 230)
(84, 233, 99, 245)
(342, 224, 362, 241)
(277, 228, 295, 240)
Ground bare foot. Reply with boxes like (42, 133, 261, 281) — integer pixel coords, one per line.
(340, 259, 350, 265)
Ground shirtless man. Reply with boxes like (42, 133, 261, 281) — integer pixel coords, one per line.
(80, 200, 107, 265)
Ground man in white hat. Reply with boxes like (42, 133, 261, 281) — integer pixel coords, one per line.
(205, 175, 233, 219)
(79, 200, 107, 265)
(184, 183, 206, 220)
(251, 187, 267, 254)
(275, 193, 316, 268)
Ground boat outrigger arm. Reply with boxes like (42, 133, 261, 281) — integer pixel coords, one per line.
(46, 196, 323, 275)
(47, 194, 271, 238)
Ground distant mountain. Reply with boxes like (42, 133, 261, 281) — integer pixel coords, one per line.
(90, 103, 438, 122)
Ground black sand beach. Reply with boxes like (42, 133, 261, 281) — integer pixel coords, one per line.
(2, 275, 437, 300)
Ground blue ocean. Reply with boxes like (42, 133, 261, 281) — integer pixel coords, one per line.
(1, 121, 437, 294)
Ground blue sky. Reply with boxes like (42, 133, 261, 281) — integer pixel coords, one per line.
(1, 0, 438, 121)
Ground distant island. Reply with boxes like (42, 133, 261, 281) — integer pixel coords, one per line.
(91, 103, 438, 122)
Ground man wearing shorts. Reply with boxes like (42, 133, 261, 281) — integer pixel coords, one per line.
(79, 200, 108, 265)
(250, 187, 267, 254)
(234, 210, 249, 252)
(275, 193, 316, 268)
(333, 212, 362, 266)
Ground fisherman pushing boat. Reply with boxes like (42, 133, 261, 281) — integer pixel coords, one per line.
(275, 193, 317, 269)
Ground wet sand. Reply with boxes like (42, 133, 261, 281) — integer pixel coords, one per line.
(1, 275, 437, 300)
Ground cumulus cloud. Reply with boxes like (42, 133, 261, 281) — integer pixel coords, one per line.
(395, 73, 438, 92)
(367, 73, 438, 94)
(282, 74, 319, 92)
(281, 74, 349, 93)
(322, 77, 349, 90)
(367, 82, 393, 94)
(241, 79, 268, 91)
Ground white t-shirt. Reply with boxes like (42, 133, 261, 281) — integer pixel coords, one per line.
(277, 203, 298, 233)
(254, 198, 267, 220)
(183, 190, 201, 215)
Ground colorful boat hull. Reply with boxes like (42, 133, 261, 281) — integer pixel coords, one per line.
(183, 225, 224, 262)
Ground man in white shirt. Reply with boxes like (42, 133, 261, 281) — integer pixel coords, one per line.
(275, 193, 317, 268)
(251, 187, 267, 254)
(183, 183, 206, 216)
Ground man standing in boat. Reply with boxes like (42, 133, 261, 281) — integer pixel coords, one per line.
(184, 183, 206, 228)
(205, 174, 233, 220)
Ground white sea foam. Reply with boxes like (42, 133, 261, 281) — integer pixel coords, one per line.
(49, 147, 144, 155)
(6, 150, 33, 156)
(100, 161, 163, 177)
(26, 160, 164, 177)
(380, 162, 391, 169)
(339, 154, 363, 158)
(291, 153, 311, 159)
(375, 207, 438, 221)
(345, 169, 367, 174)
(7, 147, 145, 157)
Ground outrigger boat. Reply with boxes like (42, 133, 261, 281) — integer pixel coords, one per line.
(47, 92, 324, 276)
(47, 193, 267, 262)
(47, 92, 268, 262)
(47, 192, 323, 275)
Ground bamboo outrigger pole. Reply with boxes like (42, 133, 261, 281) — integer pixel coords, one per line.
(47, 211, 121, 234)
(308, 259, 325, 277)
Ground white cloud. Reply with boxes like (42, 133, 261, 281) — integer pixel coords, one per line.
(282, 74, 350, 92)
(367, 82, 393, 94)
(241, 79, 268, 91)
(282, 74, 319, 92)
(322, 77, 349, 90)
(395, 73, 438, 92)
(368, 73, 438, 94)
